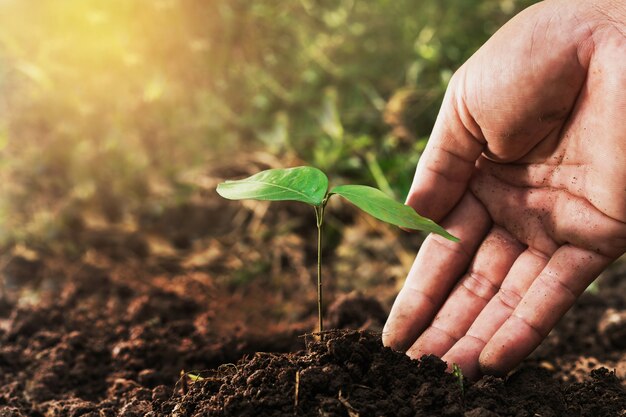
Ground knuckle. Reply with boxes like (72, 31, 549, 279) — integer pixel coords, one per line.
(495, 287, 523, 311)
(461, 271, 499, 301)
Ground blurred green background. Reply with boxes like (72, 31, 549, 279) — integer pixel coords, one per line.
(0, 0, 538, 250)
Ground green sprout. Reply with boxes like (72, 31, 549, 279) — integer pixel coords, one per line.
(216, 166, 458, 334)
(452, 364, 464, 395)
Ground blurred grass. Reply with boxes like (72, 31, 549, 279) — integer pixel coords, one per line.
(0, 0, 538, 249)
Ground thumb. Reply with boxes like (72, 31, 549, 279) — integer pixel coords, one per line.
(406, 75, 484, 221)
(407, 0, 594, 221)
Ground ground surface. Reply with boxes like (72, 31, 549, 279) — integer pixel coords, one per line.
(0, 184, 625, 416)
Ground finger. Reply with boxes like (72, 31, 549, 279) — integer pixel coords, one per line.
(479, 245, 612, 375)
(383, 192, 491, 352)
(405, 79, 485, 222)
(406, 227, 524, 359)
(442, 247, 549, 379)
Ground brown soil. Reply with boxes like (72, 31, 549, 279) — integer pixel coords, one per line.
(158, 330, 626, 417)
(0, 195, 625, 416)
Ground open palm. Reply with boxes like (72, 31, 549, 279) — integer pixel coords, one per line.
(383, 0, 626, 379)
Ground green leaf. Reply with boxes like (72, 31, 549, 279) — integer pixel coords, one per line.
(330, 184, 458, 241)
(186, 373, 205, 382)
(216, 166, 328, 206)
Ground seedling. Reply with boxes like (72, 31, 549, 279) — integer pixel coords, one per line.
(452, 363, 464, 395)
(216, 166, 458, 334)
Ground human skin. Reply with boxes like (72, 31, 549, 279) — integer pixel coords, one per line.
(383, 0, 626, 379)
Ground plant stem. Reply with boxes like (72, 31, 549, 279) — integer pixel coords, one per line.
(314, 205, 324, 336)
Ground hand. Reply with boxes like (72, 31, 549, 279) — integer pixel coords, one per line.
(383, 0, 626, 379)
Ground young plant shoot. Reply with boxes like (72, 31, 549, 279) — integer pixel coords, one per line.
(216, 166, 458, 334)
